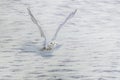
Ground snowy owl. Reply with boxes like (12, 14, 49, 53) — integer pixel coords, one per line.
(27, 8, 77, 51)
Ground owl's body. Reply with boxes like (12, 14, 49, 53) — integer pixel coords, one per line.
(41, 41, 57, 51)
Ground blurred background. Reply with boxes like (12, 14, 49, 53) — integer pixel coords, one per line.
(0, 0, 120, 80)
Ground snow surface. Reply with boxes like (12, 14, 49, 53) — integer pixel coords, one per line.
(0, 0, 120, 80)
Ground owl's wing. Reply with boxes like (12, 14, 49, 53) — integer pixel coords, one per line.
(51, 9, 77, 41)
(27, 8, 47, 47)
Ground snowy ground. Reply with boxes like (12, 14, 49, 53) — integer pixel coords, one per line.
(0, 0, 120, 80)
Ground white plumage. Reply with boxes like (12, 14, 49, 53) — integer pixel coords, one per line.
(27, 8, 77, 51)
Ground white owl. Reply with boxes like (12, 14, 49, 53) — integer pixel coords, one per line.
(27, 8, 77, 51)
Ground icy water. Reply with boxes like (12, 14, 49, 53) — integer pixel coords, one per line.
(0, 0, 120, 80)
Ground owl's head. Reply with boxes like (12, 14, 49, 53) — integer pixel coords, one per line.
(49, 41, 57, 46)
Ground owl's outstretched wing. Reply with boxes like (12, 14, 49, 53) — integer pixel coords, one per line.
(51, 9, 77, 41)
(27, 8, 47, 47)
